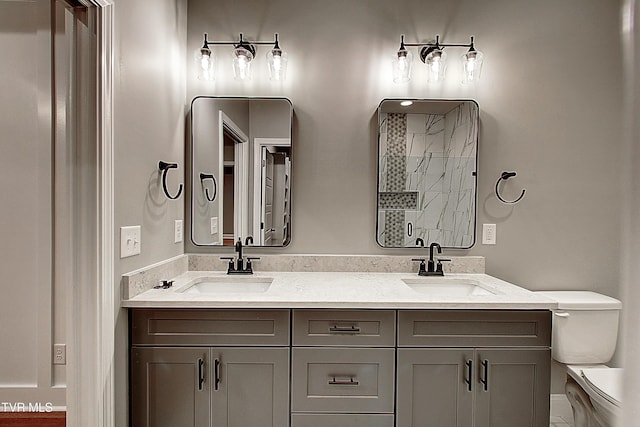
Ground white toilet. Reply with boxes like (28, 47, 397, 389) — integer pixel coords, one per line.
(536, 291, 622, 427)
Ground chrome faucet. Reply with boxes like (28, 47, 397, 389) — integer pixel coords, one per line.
(221, 237, 259, 275)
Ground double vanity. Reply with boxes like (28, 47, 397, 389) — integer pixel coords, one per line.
(123, 97, 555, 426)
(123, 257, 555, 427)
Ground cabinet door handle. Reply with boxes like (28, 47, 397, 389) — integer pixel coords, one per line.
(197, 358, 205, 391)
(464, 360, 473, 392)
(480, 359, 489, 391)
(328, 376, 360, 386)
(328, 325, 361, 333)
(214, 358, 221, 391)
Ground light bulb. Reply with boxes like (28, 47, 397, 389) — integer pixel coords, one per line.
(232, 46, 253, 81)
(267, 48, 288, 81)
(195, 46, 214, 80)
(425, 49, 447, 83)
(392, 49, 413, 83)
(461, 49, 483, 83)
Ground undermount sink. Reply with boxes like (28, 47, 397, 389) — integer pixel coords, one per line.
(179, 276, 273, 294)
(402, 278, 496, 296)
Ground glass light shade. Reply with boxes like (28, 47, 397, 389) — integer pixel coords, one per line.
(392, 50, 413, 83)
(195, 47, 214, 80)
(232, 46, 254, 81)
(425, 49, 448, 83)
(267, 48, 288, 81)
(461, 50, 484, 83)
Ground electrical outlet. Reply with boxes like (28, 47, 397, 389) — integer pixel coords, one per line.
(174, 220, 183, 243)
(210, 217, 218, 235)
(482, 223, 497, 245)
(53, 344, 66, 365)
(120, 226, 141, 258)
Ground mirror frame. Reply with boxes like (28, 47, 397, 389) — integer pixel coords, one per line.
(189, 96, 293, 248)
(375, 98, 479, 249)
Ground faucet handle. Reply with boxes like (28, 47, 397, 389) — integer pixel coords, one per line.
(245, 257, 260, 274)
(220, 256, 235, 273)
(435, 258, 451, 274)
(411, 258, 428, 276)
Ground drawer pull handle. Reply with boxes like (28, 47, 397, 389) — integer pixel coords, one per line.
(328, 376, 360, 386)
(480, 359, 489, 392)
(329, 325, 361, 333)
(464, 360, 473, 392)
(197, 358, 205, 391)
(214, 358, 221, 391)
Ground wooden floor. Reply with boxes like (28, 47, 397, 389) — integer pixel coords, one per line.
(0, 412, 65, 427)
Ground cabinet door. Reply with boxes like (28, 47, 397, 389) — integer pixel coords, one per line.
(397, 348, 474, 427)
(131, 347, 211, 427)
(212, 347, 289, 427)
(474, 348, 551, 427)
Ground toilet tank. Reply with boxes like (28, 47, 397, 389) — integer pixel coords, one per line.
(536, 291, 622, 364)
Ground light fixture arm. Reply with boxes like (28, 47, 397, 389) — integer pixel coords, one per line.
(400, 35, 476, 63)
(201, 32, 282, 51)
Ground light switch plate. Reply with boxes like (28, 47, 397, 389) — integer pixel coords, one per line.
(120, 226, 141, 257)
(482, 223, 497, 245)
(174, 220, 183, 243)
(210, 217, 218, 235)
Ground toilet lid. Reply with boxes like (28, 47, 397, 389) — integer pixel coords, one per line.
(581, 368, 623, 407)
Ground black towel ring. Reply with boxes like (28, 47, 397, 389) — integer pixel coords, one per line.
(158, 161, 183, 200)
(495, 171, 525, 204)
(199, 172, 217, 202)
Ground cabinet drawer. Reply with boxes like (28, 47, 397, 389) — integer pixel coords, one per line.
(291, 413, 394, 427)
(131, 309, 290, 346)
(398, 310, 551, 347)
(293, 310, 395, 346)
(291, 348, 394, 413)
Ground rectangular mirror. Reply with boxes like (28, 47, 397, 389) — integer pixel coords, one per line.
(376, 99, 478, 248)
(190, 97, 292, 247)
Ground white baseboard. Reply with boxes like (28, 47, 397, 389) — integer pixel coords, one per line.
(551, 393, 574, 422)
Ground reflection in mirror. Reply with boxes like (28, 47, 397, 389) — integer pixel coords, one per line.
(191, 97, 292, 247)
(376, 99, 478, 248)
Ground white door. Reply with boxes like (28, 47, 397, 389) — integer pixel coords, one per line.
(261, 148, 275, 245)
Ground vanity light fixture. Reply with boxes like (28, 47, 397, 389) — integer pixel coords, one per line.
(392, 34, 483, 84)
(195, 33, 287, 82)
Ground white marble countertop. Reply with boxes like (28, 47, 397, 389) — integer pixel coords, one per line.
(122, 271, 557, 310)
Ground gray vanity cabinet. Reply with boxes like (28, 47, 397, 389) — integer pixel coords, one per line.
(291, 310, 396, 427)
(396, 348, 474, 427)
(130, 309, 290, 427)
(210, 347, 289, 427)
(396, 310, 552, 427)
(473, 348, 551, 427)
(131, 347, 211, 427)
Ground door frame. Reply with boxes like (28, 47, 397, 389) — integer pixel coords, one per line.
(252, 137, 291, 244)
(67, 1, 114, 426)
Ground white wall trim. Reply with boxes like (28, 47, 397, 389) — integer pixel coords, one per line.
(550, 393, 574, 422)
(97, 4, 115, 427)
(64, 1, 114, 427)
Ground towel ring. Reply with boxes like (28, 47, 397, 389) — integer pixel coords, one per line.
(495, 171, 525, 204)
(158, 161, 183, 200)
(199, 172, 217, 202)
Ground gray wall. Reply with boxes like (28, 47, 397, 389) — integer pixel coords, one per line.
(112, 0, 187, 425)
(186, 0, 623, 298)
(110, 0, 624, 421)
